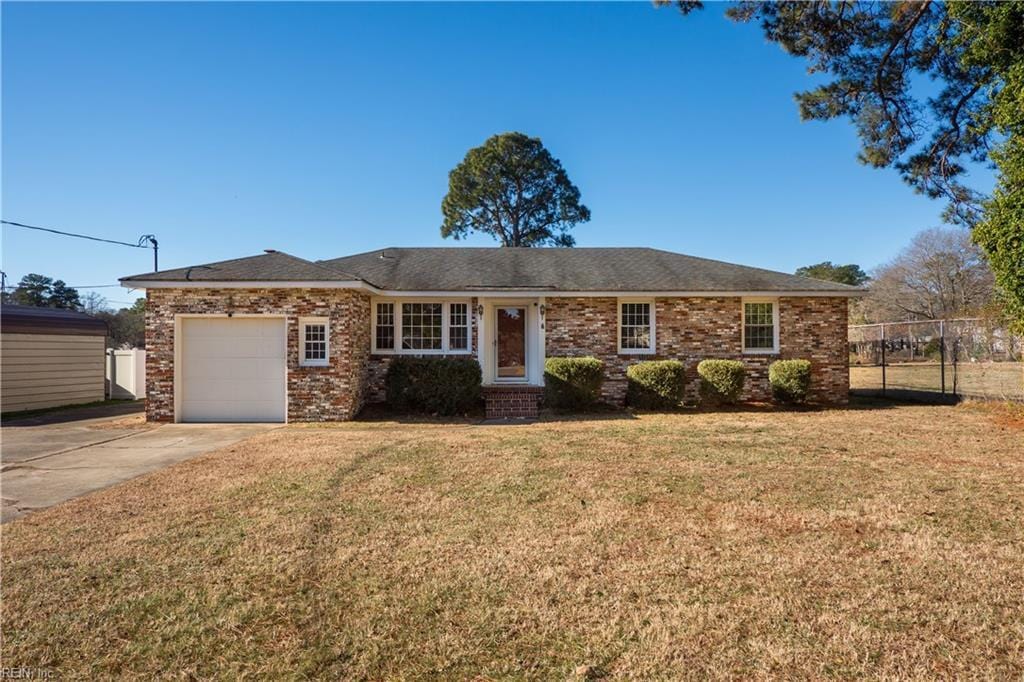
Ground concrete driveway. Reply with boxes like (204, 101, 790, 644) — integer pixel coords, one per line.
(2, 411, 278, 523)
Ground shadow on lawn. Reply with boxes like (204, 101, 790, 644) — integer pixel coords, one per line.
(353, 395, 912, 426)
(1, 399, 144, 427)
(355, 402, 639, 425)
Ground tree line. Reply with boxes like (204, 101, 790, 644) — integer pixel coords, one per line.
(2, 273, 145, 348)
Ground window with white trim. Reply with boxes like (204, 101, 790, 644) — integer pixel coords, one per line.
(618, 300, 655, 354)
(449, 302, 469, 351)
(742, 300, 778, 353)
(371, 299, 473, 354)
(300, 317, 329, 366)
(375, 302, 395, 350)
(402, 302, 443, 350)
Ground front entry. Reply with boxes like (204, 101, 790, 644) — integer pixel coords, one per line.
(495, 306, 527, 381)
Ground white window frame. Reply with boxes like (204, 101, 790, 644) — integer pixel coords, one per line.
(299, 316, 330, 367)
(741, 297, 780, 354)
(370, 298, 473, 355)
(617, 298, 656, 355)
(447, 301, 471, 352)
(373, 301, 396, 351)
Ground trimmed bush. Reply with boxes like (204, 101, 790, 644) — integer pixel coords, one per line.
(626, 360, 685, 409)
(385, 356, 482, 415)
(697, 359, 746, 405)
(769, 359, 812, 404)
(544, 357, 604, 409)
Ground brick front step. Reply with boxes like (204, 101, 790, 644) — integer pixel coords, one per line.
(482, 385, 544, 419)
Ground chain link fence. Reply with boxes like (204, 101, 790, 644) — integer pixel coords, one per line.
(849, 318, 1024, 402)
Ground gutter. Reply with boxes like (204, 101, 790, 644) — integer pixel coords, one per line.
(120, 280, 866, 298)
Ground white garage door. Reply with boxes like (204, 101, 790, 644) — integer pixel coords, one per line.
(180, 318, 286, 423)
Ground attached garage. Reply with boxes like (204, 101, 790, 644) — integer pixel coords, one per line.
(178, 317, 286, 423)
(1, 304, 108, 414)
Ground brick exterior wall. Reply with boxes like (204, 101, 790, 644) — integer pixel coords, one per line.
(146, 289, 848, 422)
(145, 288, 370, 422)
(544, 296, 849, 405)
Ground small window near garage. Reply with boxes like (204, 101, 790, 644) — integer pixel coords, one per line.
(449, 302, 469, 351)
(375, 302, 395, 350)
(402, 302, 443, 350)
(300, 317, 329, 367)
(742, 300, 778, 353)
(619, 300, 655, 354)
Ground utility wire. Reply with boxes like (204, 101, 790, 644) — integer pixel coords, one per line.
(63, 284, 123, 289)
(2, 219, 159, 270)
(2, 220, 149, 249)
(0, 283, 121, 290)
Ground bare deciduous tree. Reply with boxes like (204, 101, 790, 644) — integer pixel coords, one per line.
(862, 227, 994, 322)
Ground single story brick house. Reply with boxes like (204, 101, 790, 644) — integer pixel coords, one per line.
(120, 247, 862, 422)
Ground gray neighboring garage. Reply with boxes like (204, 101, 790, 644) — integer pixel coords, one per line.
(1, 304, 108, 413)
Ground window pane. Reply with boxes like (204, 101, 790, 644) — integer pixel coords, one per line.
(376, 302, 394, 350)
(744, 303, 775, 349)
(449, 302, 469, 351)
(402, 302, 442, 350)
(497, 307, 526, 377)
(304, 324, 327, 361)
(620, 302, 652, 350)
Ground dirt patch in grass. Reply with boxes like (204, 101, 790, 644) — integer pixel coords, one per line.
(962, 399, 1024, 430)
(2, 400, 1023, 678)
(84, 414, 151, 431)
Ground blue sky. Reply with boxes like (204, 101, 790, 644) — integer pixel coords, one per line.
(2, 2, 990, 306)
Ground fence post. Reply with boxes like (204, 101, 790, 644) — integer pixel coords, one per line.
(880, 323, 886, 397)
(939, 319, 946, 395)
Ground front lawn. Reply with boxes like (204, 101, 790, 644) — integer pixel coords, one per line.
(2, 401, 1023, 678)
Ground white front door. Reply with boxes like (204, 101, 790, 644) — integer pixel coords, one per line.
(495, 306, 528, 382)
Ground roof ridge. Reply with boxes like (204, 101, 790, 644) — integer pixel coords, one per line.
(270, 250, 367, 282)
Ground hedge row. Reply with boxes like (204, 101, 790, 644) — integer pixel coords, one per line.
(383, 355, 813, 414)
(543, 356, 814, 409)
(385, 356, 482, 415)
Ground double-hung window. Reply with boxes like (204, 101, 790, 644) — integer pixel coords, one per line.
(742, 299, 778, 353)
(448, 302, 469, 351)
(375, 303, 395, 350)
(372, 300, 472, 354)
(618, 300, 655, 354)
(299, 317, 329, 367)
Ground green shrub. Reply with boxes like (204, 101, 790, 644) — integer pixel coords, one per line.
(626, 360, 685, 409)
(544, 357, 604, 409)
(385, 356, 481, 415)
(697, 359, 746, 405)
(769, 359, 812, 404)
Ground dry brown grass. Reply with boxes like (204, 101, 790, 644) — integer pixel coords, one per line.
(3, 400, 1023, 679)
(84, 414, 152, 431)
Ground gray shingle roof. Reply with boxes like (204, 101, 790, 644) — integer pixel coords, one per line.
(1, 304, 109, 335)
(120, 250, 362, 283)
(319, 247, 862, 293)
(121, 246, 862, 293)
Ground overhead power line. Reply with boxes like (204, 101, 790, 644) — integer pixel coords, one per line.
(2, 219, 159, 271)
(0, 283, 121, 290)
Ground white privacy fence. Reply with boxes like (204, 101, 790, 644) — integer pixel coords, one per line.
(106, 349, 146, 400)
